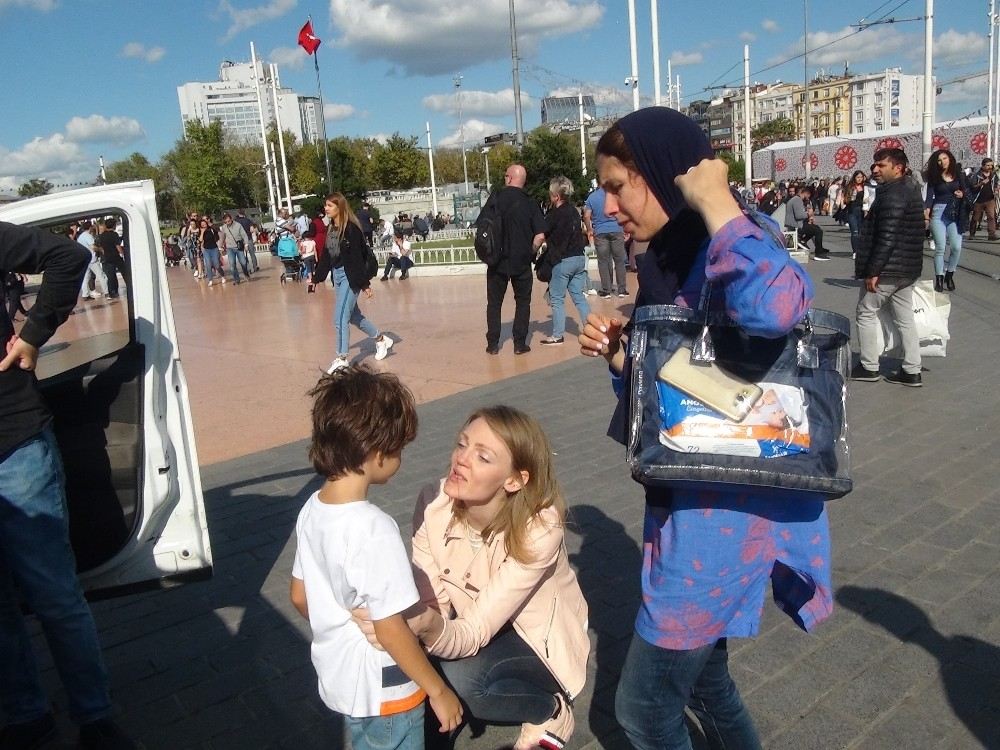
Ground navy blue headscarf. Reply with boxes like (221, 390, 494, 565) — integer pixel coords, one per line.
(614, 107, 717, 300)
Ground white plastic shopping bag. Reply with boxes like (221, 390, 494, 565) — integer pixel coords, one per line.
(877, 279, 951, 357)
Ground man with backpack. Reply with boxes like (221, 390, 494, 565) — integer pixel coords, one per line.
(477, 164, 545, 355)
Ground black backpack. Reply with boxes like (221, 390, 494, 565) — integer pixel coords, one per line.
(474, 196, 503, 267)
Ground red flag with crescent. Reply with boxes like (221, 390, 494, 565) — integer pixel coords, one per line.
(298, 21, 321, 55)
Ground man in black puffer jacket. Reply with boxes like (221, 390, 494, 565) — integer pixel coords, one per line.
(852, 147, 926, 387)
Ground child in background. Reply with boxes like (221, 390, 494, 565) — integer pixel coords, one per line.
(290, 366, 463, 749)
(299, 228, 317, 282)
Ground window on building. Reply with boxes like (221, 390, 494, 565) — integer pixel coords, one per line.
(855, 109, 863, 122)
(857, 125, 865, 133)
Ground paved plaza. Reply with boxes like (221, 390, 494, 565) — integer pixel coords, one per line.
(29, 219, 1000, 749)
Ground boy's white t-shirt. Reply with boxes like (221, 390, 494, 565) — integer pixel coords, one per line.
(292, 493, 423, 718)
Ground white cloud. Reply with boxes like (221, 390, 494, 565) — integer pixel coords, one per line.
(218, 0, 297, 42)
(328, 0, 604, 76)
(935, 29, 987, 68)
(671, 50, 703, 66)
(0, 0, 57, 11)
(438, 119, 503, 148)
(762, 19, 778, 32)
(423, 88, 533, 117)
(65, 115, 145, 145)
(268, 45, 306, 69)
(324, 103, 356, 121)
(0, 134, 95, 193)
(367, 133, 391, 145)
(739, 31, 756, 43)
(121, 42, 165, 63)
(769, 25, 909, 69)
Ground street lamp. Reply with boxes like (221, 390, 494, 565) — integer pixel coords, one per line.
(481, 147, 491, 193)
(454, 74, 470, 194)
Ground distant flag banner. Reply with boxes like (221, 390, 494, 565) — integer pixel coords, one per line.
(298, 21, 321, 55)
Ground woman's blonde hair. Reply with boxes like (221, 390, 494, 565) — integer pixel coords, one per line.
(451, 405, 565, 564)
(325, 192, 362, 239)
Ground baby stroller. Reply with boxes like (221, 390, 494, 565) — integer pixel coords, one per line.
(276, 234, 303, 284)
(163, 237, 184, 267)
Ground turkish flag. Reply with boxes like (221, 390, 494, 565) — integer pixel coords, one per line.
(298, 21, 321, 55)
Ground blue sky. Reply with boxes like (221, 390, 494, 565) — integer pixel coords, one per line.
(0, 0, 987, 193)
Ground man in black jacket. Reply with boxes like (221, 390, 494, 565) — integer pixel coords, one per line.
(484, 164, 545, 355)
(851, 147, 925, 387)
(0, 221, 135, 748)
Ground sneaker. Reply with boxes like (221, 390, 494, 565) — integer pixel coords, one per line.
(813, 253, 831, 261)
(885, 370, 922, 387)
(220, 277, 227, 285)
(486, 344, 499, 355)
(78, 717, 136, 749)
(597, 291, 612, 298)
(850, 364, 881, 382)
(375, 334, 394, 361)
(617, 291, 629, 297)
(207, 280, 215, 287)
(514, 693, 574, 750)
(541, 337, 564, 346)
(514, 344, 531, 355)
(326, 357, 349, 374)
(583, 288, 598, 296)
(0, 713, 56, 749)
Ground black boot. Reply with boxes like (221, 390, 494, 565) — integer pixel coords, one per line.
(944, 271, 955, 291)
(934, 274, 944, 292)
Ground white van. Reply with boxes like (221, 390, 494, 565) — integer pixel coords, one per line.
(0, 180, 212, 595)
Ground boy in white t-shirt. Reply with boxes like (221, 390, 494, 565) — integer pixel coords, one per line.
(291, 366, 462, 749)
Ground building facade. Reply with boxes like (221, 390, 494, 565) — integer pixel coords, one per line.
(177, 61, 321, 146)
(848, 68, 924, 134)
(540, 95, 597, 125)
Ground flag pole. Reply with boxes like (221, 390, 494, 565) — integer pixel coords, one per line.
(308, 15, 333, 190)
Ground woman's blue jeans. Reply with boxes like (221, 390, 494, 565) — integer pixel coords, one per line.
(202, 247, 223, 282)
(929, 202, 963, 275)
(0, 428, 112, 725)
(436, 627, 560, 726)
(616, 635, 761, 750)
(548, 254, 590, 339)
(346, 702, 423, 750)
(846, 207, 863, 254)
(333, 266, 378, 357)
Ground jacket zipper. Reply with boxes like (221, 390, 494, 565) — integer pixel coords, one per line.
(543, 595, 557, 658)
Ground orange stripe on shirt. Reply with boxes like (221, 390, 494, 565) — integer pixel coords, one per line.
(380, 689, 426, 716)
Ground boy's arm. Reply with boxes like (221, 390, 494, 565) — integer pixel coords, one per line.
(290, 576, 309, 620)
(373, 613, 463, 731)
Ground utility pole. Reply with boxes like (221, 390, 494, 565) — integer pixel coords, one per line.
(744, 44, 753, 191)
(803, 0, 812, 180)
(426, 122, 438, 216)
(454, 74, 469, 194)
(921, 0, 934, 168)
(509, 0, 525, 146)
(988, 0, 996, 158)
(651, 0, 661, 105)
(627, 0, 640, 110)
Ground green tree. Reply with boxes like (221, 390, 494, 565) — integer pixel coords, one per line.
(327, 137, 367, 201)
(369, 134, 427, 189)
(717, 151, 746, 185)
(18, 178, 53, 197)
(751, 117, 796, 152)
(105, 153, 159, 184)
(163, 120, 238, 215)
(520, 129, 582, 204)
(433, 149, 466, 185)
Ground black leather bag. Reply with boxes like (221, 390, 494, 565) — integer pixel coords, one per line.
(534, 249, 553, 282)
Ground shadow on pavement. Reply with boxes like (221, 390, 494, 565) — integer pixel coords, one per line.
(837, 586, 1000, 749)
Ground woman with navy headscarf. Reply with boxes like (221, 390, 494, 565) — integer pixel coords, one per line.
(578, 108, 832, 749)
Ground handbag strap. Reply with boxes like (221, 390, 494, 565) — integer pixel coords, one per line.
(632, 303, 850, 339)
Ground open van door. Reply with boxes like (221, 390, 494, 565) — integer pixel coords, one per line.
(0, 180, 212, 596)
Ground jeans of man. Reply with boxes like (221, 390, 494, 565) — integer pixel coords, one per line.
(80, 257, 108, 298)
(594, 232, 627, 295)
(798, 223, 825, 254)
(226, 247, 250, 283)
(436, 627, 560, 727)
(346, 702, 423, 750)
(929, 203, 963, 275)
(0, 428, 113, 725)
(970, 199, 997, 239)
(333, 266, 378, 357)
(615, 635, 761, 750)
(101, 260, 121, 297)
(202, 247, 223, 283)
(856, 280, 921, 375)
(548, 254, 590, 339)
(846, 207, 863, 255)
(485, 266, 533, 348)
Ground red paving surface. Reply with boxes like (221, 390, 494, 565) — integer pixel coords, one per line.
(38, 255, 637, 465)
